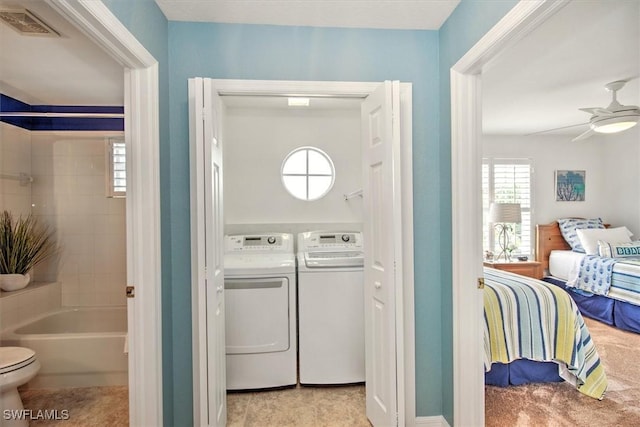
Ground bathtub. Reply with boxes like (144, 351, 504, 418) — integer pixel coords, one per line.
(1, 307, 128, 388)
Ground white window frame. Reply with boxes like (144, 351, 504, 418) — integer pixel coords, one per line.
(106, 138, 126, 197)
(482, 157, 533, 257)
(281, 146, 335, 201)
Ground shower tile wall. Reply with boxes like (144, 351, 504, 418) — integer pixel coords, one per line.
(30, 134, 126, 307)
(0, 123, 32, 215)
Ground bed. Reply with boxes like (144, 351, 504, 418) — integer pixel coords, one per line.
(483, 267, 607, 399)
(536, 220, 640, 334)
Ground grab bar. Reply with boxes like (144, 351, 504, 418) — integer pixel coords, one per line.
(0, 173, 33, 186)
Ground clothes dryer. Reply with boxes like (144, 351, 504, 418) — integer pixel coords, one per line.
(297, 231, 365, 385)
(224, 233, 296, 390)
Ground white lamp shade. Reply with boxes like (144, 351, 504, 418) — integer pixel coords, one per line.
(489, 202, 521, 224)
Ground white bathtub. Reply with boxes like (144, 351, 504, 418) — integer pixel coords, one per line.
(1, 307, 128, 388)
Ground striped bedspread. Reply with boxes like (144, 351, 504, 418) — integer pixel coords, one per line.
(593, 259, 640, 306)
(484, 267, 607, 399)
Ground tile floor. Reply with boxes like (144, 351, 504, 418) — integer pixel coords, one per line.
(19, 384, 369, 427)
(20, 386, 128, 426)
(228, 384, 370, 427)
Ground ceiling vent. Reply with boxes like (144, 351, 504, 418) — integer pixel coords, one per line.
(0, 9, 59, 36)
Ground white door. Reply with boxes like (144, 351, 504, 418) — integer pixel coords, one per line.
(362, 80, 402, 427)
(189, 77, 226, 426)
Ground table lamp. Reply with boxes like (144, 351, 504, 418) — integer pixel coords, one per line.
(489, 202, 521, 261)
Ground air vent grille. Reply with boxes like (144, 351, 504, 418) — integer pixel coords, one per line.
(0, 9, 59, 36)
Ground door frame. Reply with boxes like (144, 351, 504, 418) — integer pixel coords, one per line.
(450, 1, 570, 425)
(191, 79, 415, 425)
(47, 1, 163, 425)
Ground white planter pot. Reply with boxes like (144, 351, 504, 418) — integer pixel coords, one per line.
(0, 273, 31, 292)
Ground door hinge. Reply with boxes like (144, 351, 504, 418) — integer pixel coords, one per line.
(477, 277, 485, 289)
(126, 286, 135, 298)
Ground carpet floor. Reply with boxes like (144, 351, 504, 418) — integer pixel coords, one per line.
(486, 317, 640, 426)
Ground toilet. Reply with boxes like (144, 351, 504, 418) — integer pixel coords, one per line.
(0, 347, 41, 427)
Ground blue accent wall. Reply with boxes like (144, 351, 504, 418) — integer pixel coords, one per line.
(100, 0, 520, 424)
(168, 22, 441, 423)
(100, 0, 174, 424)
(438, 0, 518, 424)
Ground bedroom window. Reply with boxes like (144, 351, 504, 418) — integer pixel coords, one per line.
(482, 158, 532, 257)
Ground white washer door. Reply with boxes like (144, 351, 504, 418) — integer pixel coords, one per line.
(224, 277, 290, 354)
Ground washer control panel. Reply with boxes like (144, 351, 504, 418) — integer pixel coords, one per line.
(225, 233, 293, 253)
(299, 231, 363, 251)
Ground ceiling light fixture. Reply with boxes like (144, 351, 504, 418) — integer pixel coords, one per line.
(288, 97, 310, 107)
(591, 114, 639, 134)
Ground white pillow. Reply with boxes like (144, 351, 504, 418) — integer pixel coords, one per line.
(598, 240, 640, 258)
(576, 226, 633, 255)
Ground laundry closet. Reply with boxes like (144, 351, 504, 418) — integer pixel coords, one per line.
(221, 94, 365, 391)
(190, 78, 410, 427)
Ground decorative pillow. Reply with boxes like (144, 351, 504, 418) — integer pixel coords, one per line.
(557, 218, 604, 252)
(575, 226, 633, 255)
(598, 240, 640, 258)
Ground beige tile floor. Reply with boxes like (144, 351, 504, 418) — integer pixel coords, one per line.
(228, 384, 370, 427)
(19, 384, 369, 427)
(20, 386, 128, 426)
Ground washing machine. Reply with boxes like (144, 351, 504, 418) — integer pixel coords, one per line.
(224, 233, 297, 390)
(297, 231, 365, 385)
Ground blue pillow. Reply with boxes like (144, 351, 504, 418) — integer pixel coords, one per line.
(557, 218, 604, 253)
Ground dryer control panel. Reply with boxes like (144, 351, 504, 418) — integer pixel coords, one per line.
(225, 233, 293, 253)
(298, 231, 363, 252)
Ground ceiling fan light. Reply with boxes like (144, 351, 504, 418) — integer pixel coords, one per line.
(591, 115, 639, 134)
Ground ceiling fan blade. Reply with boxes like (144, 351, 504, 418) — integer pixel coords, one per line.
(579, 107, 612, 115)
(525, 122, 588, 136)
(572, 128, 595, 142)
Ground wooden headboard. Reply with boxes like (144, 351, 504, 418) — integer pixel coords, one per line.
(535, 220, 610, 273)
(535, 222, 570, 273)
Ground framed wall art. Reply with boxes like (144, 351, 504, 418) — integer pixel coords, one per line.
(555, 170, 585, 201)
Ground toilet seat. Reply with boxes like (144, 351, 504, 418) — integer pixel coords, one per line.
(0, 347, 37, 374)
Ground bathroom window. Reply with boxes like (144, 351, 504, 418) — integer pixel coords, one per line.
(281, 147, 335, 201)
(107, 139, 126, 197)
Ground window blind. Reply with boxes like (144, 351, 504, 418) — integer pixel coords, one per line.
(482, 158, 532, 257)
(108, 139, 126, 197)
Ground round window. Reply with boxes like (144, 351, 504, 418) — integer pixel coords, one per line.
(281, 147, 335, 201)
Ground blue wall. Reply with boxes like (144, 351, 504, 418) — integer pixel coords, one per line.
(100, 0, 520, 425)
(168, 22, 441, 423)
(438, 0, 519, 423)
(99, 0, 175, 424)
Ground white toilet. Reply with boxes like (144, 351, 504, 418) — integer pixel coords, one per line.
(0, 347, 41, 427)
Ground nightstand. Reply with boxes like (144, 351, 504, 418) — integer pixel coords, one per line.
(483, 260, 543, 280)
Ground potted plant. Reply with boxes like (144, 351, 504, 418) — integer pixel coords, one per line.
(0, 210, 57, 292)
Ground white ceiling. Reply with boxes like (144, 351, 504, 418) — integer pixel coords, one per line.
(154, 0, 461, 30)
(2, 0, 637, 139)
(482, 0, 640, 137)
(0, 0, 124, 105)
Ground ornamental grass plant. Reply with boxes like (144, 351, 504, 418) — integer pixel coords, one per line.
(0, 210, 57, 275)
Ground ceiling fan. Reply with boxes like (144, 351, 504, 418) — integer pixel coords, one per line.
(571, 80, 640, 141)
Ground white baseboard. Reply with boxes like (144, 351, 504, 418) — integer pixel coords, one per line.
(415, 415, 451, 427)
